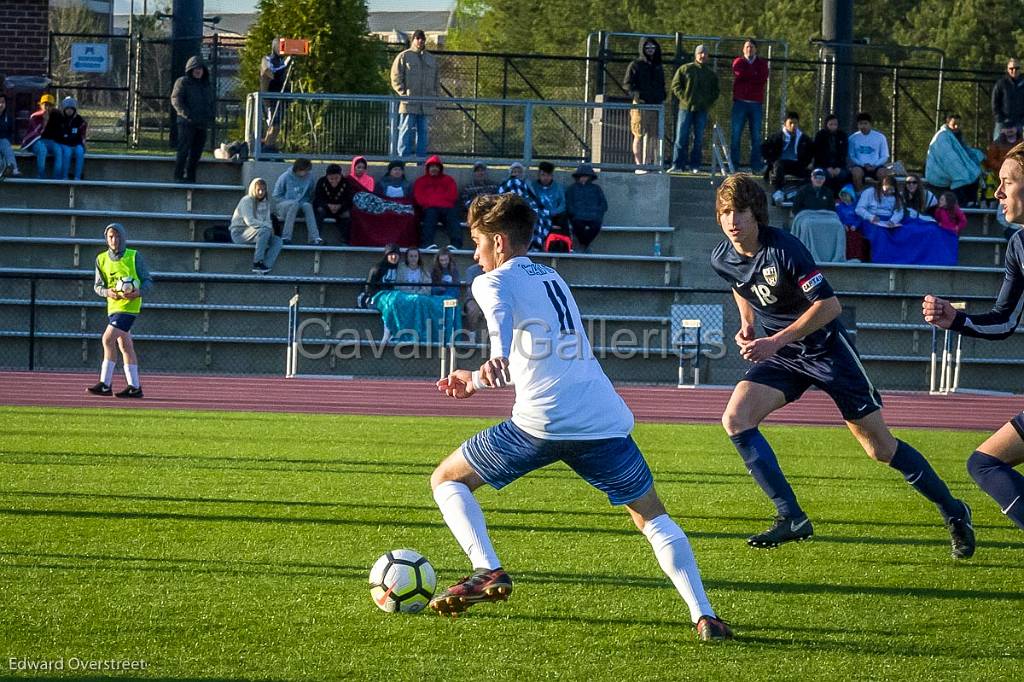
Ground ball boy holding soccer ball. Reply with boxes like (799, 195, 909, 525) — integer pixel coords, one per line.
(87, 223, 153, 398)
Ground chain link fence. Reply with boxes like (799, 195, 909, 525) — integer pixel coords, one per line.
(4, 271, 1020, 392)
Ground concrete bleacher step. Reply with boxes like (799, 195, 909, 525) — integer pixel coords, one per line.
(14, 153, 243, 185)
(821, 262, 1003, 297)
(1, 178, 244, 214)
(0, 237, 684, 287)
(855, 324, 1024, 358)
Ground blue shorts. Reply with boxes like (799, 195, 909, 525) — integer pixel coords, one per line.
(744, 330, 883, 422)
(460, 420, 654, 506)
(107, 313, 137, 332)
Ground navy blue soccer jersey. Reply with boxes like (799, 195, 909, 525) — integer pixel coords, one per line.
(951, 229, 1024, 340)
(711, 225, 840, 352)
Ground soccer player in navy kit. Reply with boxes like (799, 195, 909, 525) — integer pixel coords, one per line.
(429, 193, 732, 641)
(924, 141, 1024, 531)
(711, 174, 975, 558)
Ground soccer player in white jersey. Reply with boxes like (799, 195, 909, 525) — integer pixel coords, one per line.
(428, 193, 732, 642)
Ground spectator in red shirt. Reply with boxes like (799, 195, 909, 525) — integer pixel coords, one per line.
(413, 154, 462, 249)
(934, 191, 967, 236)
(730, 38, 770, 172)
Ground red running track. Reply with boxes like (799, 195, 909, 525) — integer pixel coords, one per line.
(0, 371, 1019, 431)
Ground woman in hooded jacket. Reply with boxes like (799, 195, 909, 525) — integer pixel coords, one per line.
(230, 177, 283, 274)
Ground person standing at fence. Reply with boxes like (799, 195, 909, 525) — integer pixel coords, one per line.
(710, 173, 974, 559)
(171, 56, 216, 184)
(923, 141, 1024, 531)
(669, 44, 719, 174)
(87, 223, 153, 399)
(991, 59, 1024, 141)
(730, 39, 769, 172)
(625, 37, 666, 173)
(390, 30, 438, 162)
(21, 94, 64, 179)
(260, 40, 292, 149)
(0, 94, 18, 177)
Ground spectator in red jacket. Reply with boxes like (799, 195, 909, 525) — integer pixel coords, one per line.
(730, 38, 770, 172)
(413, 154, 462, 249)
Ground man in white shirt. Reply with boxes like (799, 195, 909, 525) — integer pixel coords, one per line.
(427, 193, 732, 642)
(847, 112, 890, 191)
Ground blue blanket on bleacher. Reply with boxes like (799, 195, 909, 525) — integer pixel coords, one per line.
(862, 216, 959, 266)
(372, 290, 461, 344)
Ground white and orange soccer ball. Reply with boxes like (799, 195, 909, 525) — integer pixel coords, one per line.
(369, 549, 436, 613)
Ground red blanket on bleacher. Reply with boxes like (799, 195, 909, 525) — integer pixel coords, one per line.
(349, 192, 419, 248)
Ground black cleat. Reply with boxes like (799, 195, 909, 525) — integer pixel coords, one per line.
(696, 615, 734, 642)
(947, 500, 976, 560)
(115, 385, 144, 399)
(87, 382, 112, 396)
(747, 515, 814, 548)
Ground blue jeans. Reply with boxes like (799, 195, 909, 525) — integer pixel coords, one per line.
(0, 139, 15, 170)
(61, 144, 85, 180)
(672, 109, 708, 170)
(730, 100, 763, 170)
(420, 206, 462, 248)
(397, 113, 429, 159)
(31, 139, 64, 179)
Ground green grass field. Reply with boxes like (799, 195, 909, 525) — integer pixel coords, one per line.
(1, 406, 1022, 681)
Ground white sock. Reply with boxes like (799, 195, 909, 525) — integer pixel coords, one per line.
(432, 480, 501, 571)
(100, 360, 115, 386)
(125, 364, 140, 388)
(643, 514, 715, 623)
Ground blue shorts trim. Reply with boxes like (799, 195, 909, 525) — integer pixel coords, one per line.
(460, 420, 654, 506)
(744, 331, 882, 421)
(107, 313, 137, 332)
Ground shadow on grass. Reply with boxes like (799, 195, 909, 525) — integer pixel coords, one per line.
(3, 551, 1023, 603)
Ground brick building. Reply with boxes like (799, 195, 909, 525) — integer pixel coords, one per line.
(0, 0, 50, 77)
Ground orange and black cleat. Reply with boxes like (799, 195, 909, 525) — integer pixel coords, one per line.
(696, 615, 734, 642)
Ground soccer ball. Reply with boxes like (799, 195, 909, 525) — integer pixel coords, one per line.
(116, 277, 138, 294)
(369, 549, 436, 613)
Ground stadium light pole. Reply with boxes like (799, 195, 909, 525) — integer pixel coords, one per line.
(822, 0, 854, 131)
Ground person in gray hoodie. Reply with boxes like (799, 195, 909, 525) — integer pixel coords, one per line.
(171, 55, 216, 183)
(231, 177, 283, 273)
(272, 157, 322, 244)
(88, 222, 154, 399)
(565, 163, 608, 252)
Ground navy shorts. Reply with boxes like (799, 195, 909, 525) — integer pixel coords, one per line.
(460, 420, 654, 506)
(107, 313, 137, 332)
(744, 331, 883, 421)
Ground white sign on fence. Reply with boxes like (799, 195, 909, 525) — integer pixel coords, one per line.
(70, 43, 109, 73)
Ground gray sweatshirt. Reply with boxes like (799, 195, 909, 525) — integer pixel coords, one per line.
(93, 222, 154, 298)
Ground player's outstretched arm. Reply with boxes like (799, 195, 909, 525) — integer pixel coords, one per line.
(437, 370, 475, 399)
(922, 295, 956, 329)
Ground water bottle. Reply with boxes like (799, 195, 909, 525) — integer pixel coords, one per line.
(653, 241, 662, 257)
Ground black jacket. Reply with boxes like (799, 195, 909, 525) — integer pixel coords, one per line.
(813, 128, 848, 169)
(314, 176, 354, 213)
(761, 129, 814, 168)
(171, 56, 216, 126)
(992, 75, 1024, 123)
(624, 37, 666, 104)
(792, 184, 835, 215)
(60, 112, 87, 147)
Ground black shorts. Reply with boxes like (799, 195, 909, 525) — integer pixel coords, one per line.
(743, 331, 883, 421)
(108, 313, 137, 332)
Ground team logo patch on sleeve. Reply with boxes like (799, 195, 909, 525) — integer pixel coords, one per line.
(800, 271, 824, 293)
(762, 266, 778, 286)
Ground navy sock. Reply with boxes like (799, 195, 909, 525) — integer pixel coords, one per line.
(888, 440, 962, 521)
(967, 451, 1024, 530)
(729, 428, 803, 518)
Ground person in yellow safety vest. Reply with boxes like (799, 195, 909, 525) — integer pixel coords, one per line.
(87, 222, 153, 398)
